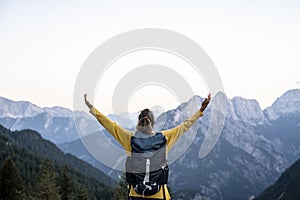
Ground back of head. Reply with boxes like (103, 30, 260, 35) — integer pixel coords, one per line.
(137, 108, 155, 127)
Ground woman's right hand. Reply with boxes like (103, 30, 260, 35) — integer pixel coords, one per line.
(84, 94, 93, 109)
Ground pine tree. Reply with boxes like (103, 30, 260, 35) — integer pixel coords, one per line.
(76, 184, 89, 200)
(113, 173, 128, 200)
(59, 164, 74, 200)
(15, 189, 28, 200)
(0, 156, 24, 200)
(35, 158, 61, 200)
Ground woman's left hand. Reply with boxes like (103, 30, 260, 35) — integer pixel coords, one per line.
(200, 93, 211, 112)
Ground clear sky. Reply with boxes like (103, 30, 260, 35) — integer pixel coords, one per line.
(1, 0, 300, 114)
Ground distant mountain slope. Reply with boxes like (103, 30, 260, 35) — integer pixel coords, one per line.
(254, 158, 300, 200)
(0, 112, 81, 144)
(0, 96, 101, 144)
(0, 124, 115, 199)
(0, 96, 135, 144)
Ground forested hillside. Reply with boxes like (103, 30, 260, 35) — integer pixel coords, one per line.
(255, 158, 300, 200)
(0, 124, 115, 199)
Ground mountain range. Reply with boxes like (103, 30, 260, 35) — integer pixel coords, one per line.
(1, 89, 300, 200)
(0, 97, 103, 144)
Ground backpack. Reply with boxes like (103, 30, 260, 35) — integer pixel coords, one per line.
(125, 132, 169, 197)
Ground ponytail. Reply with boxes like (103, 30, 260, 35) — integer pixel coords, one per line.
(138, 117, 151, 127)
(137, 109, 155, 127)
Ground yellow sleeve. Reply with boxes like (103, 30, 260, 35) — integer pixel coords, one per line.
(89, 107, 133, 153)
(162, 110, 203, 152)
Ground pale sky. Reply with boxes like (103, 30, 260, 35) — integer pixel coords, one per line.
(1, 0, 300, 114)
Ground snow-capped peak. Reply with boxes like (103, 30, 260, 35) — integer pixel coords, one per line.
(264, 89, 300, 120)
(0, 96, 72, 118)
(0, 97, 43, 118)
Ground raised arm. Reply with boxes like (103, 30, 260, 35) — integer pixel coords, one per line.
(162, 94, 211, 151)
(84, 94, 133, 152)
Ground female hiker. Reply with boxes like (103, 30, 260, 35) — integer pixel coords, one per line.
(84, 93, 211, 200)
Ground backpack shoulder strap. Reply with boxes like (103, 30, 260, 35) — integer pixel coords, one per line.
(163, 185, 166, 200)
(127, 184, 131, 200)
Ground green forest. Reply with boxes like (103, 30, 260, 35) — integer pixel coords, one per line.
(254, 158, 300, 200)
(0, 124, 116, 200)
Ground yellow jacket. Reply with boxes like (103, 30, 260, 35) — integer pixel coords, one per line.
(90, 107, 203, 199)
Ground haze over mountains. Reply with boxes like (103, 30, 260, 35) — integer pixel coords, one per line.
(1, 89, 300, 199)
